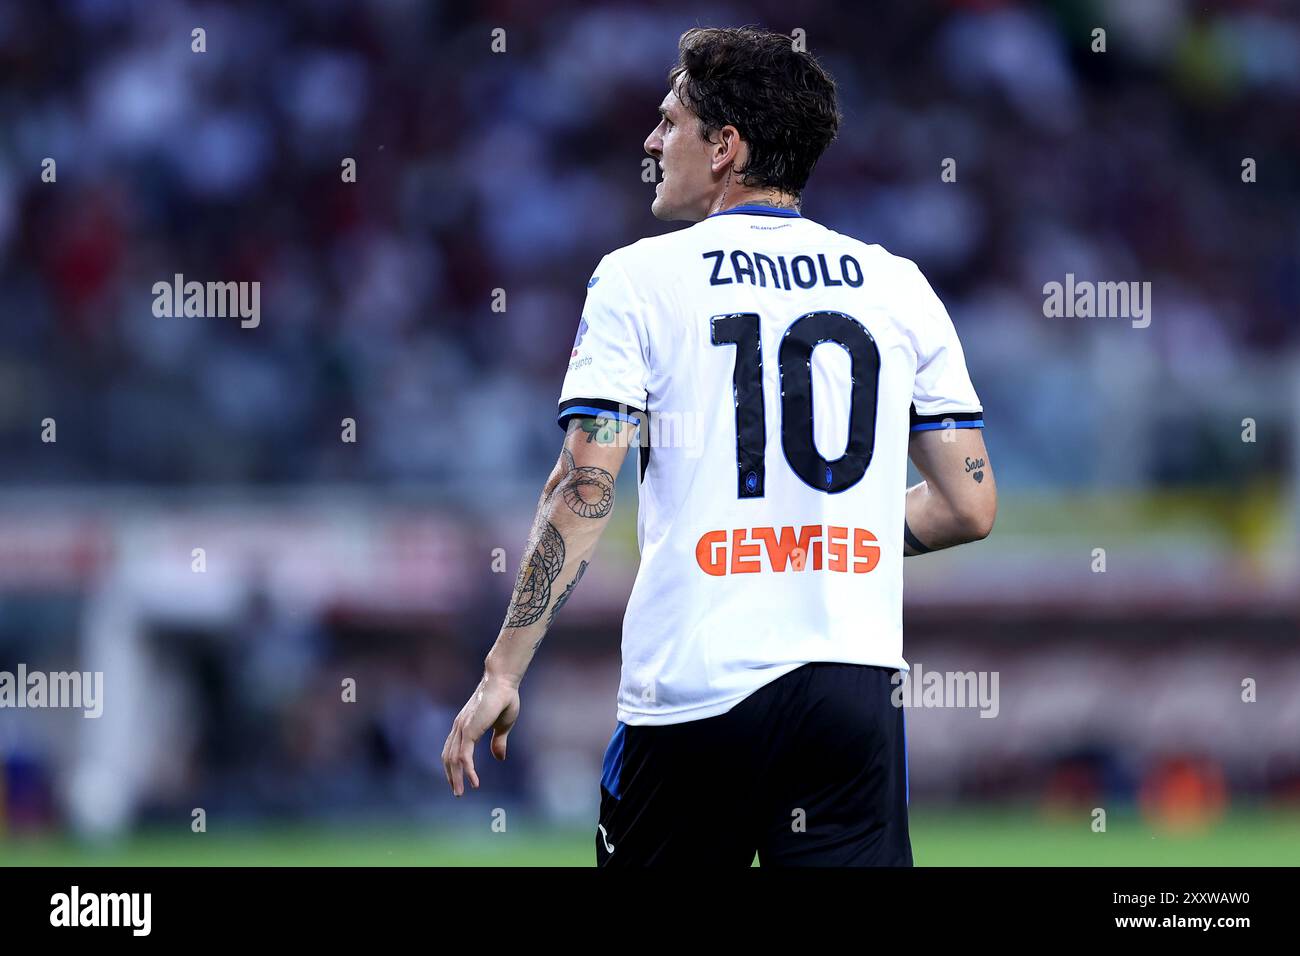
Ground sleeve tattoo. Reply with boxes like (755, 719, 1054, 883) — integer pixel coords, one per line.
(558, 447, 615, 519)
(504, 522, 565, 628)
(540, 559, 589, 645)
(502, 436, 616, 632)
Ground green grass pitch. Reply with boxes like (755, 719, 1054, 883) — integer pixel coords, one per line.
(2, 808, 1297, 866)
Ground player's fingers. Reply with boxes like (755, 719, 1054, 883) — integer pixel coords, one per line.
(490, 727, 508, 761)
(443, 724, 467, 796)
(461, 742, 479, 790)
(451, 762, 465, 797)
(490, 695, 519, 761)
(443, 749, 458, 795)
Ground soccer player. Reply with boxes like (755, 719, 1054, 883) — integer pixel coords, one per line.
(442, 26, 996, 866)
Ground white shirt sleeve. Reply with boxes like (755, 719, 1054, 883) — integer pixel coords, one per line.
(906, 263, 984, 432)
(556, 253, 650, 429)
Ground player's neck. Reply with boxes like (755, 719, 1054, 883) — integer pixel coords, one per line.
(707, 187, 801, 218)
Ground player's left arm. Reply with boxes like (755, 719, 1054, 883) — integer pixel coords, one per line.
(902, 258, 994, 555)
(441, 413, 637, 796)
(904, 426, 997, 555)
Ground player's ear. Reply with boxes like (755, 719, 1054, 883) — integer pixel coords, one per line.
(712, 127, 733, 174)
(712, 125, 741, 173)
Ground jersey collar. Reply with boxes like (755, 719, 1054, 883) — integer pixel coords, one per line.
(707, 203, 802, 219)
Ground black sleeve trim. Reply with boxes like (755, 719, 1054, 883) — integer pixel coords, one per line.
(910, 404, 985, 429)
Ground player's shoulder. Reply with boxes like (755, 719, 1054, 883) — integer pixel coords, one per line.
(812, 225, 953, 336)
(587, 229, 703, 295)
(815, 224, 928, 285)
(604, 228, 697, 267)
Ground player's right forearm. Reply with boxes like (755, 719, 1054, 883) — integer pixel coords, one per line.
(903, 479, 990, 555)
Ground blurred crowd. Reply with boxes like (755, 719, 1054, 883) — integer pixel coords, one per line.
(1, 1, 1298, 836)
(0, 0, 1296, 491)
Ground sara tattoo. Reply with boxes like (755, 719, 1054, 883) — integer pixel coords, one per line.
(540, 559, 588, 642)
(964, 456, 986, 483)
(504, 522, 566, 628)
(557, 448, 614, 519)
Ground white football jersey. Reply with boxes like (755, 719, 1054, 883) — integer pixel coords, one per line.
(557, 204, 983, 726)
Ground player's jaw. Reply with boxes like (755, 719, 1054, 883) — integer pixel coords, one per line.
(650, 149, 719, 222)
(649, 161, 684, 221)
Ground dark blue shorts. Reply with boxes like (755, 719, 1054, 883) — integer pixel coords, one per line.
(596, 661, 912, 867)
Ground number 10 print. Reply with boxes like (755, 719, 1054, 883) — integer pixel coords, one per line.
(711, 311, 880, 498)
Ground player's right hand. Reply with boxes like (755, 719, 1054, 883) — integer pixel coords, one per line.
(441, 673, 521, 797)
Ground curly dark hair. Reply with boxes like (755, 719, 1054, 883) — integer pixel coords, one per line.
(667, 26, 841, 198)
